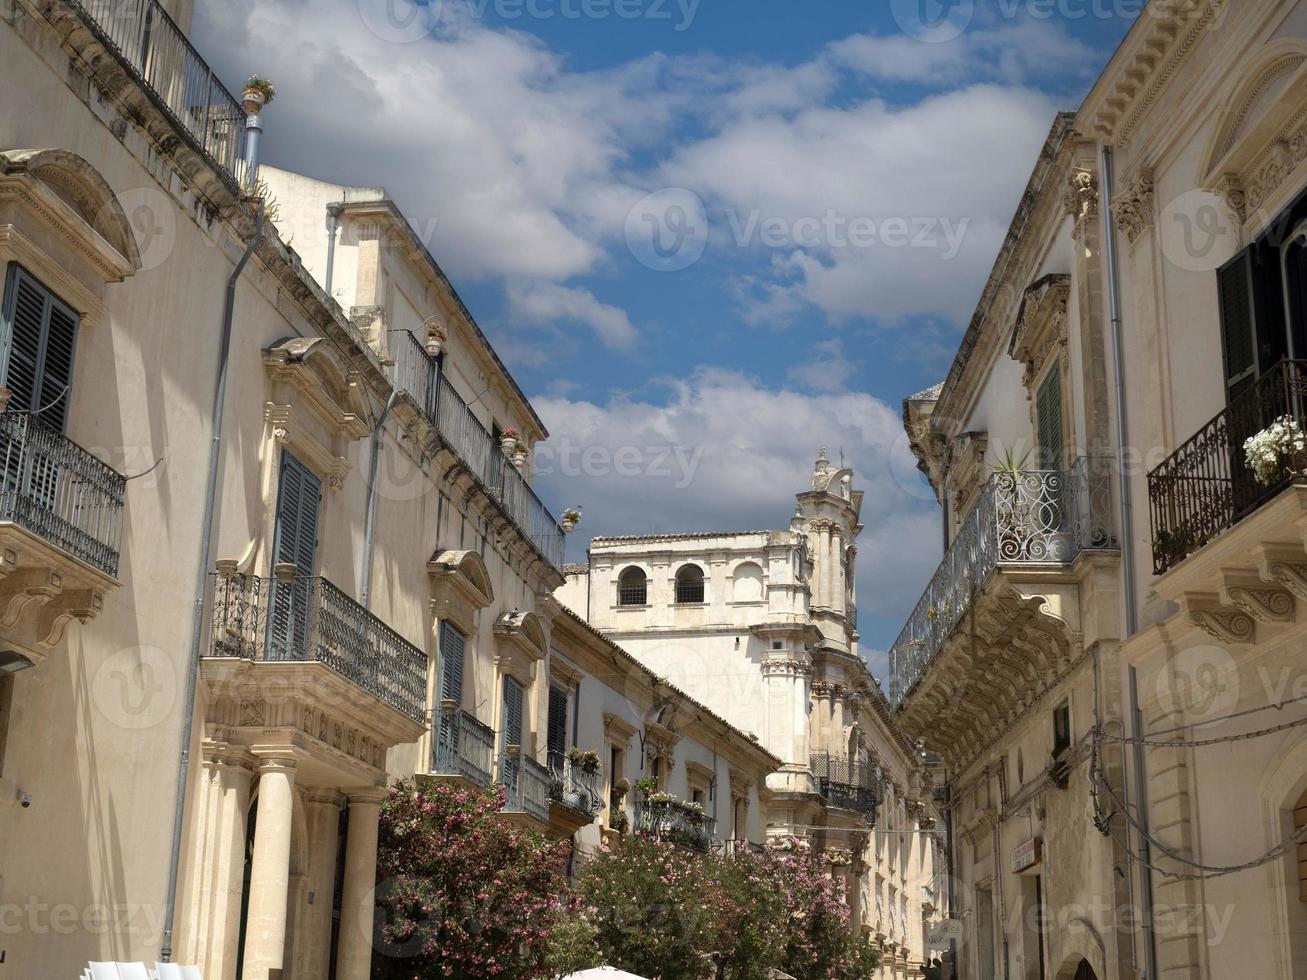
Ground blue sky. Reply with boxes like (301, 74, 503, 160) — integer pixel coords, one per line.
(196, 0, 1138, 677)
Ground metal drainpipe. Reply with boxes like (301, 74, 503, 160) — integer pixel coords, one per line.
(360, 389, 400, 610)
(1101, 142, 1157, 980)
(159, 107, 268, 963)
(324, 202, 342, 296)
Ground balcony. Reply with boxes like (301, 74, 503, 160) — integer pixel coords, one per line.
(634, 797, 716, 854)
(499, 751, 552, 826)
(208, 567, 428, 723)
(390, 332, 565, 569)
(546, 752, 603, 838)
(887, 460, 1117, 769)
(0, 411, 126, 654)
(1148, 359, 1307, 574)
(430, 706, 496, 788)
(64, 0, 251, 190)
(889, 459, 1113, 705)
(810, 753, 881, 824)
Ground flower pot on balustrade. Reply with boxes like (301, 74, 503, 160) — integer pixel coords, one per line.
(511, 450, 529, 469)
(0, 387, 13, 415)
(425, 337, 444, 357)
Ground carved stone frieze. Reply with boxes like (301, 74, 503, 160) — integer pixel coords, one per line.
(1110, 169, 1155, 245)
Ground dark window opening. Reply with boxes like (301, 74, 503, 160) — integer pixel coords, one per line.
(1052, 700, 1071, 758)
(675, 565, 705, 604)
(618, 567, 647, 606)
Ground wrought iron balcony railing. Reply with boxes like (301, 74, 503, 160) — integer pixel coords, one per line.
(723, 839, 766, 857)
(432, 706, 496, 787)
(547, 752, 604, 818)
(1148, 359, 1307, 574)
(209, 569, 428, 722)
(499, 751, 552, 823)
(887, 458, 1114, 706)
(0, 411, 126, 576)
(66, 0, 251, 189)
(390, 332, 565, 569)
(810, 753, 881, 822)
(634, 798, 716, 854)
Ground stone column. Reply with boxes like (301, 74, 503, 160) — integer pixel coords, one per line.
(183, 743, 254, 980)
(241, 753, 299, 980)
(832, 529, 845, 615)
(298, 792, 344, 980)
(336, 788, 387, 980)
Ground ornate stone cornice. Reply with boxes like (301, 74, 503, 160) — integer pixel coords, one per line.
(1184, 594, 1255, 645)
(1219, 576, 1295, 625)
(761, 658, 812, 679)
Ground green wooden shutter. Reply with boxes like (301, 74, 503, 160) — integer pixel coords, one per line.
(439, 622, 466, 703)
(268, 453, 321, 659)
(1036, 370, 1064, 470)
(501, 676, 525, 792)
(1, 264, 80, 431)
(547, 685, 569, 768)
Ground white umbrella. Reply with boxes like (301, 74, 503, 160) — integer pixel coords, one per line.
(562, 969, 655, 980)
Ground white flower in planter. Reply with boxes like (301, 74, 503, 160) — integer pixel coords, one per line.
(1244, 415, 1307, 486)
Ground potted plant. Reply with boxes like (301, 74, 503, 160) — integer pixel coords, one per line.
(612, 777, 630, 800)
(634, 777, 660, 799)
(500, 427, 520, 454)
(566, 747, 601, 773)
(241, 74, 276, 113)
(510, 440, 530, 468)
(1244, 415, 1307, 486)
(561, 506, 582, 533)
(424, 318, 448, 357)
(609, 808, 629, 833)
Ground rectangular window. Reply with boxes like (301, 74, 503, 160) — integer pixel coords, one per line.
(547, 684, 569, 772)
(267, 452, 321, 660)
(434, 622, 467, 771)
(1052, 700, 1071, 758)
(0, 264, 80, 432)
(609, 745, 625, 813)
(501, 675, 525, 792)
(1035, 369, 1064, 471)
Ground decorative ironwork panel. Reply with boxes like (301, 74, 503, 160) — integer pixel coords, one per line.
(1149, 360, 1307, 574)
(388, 332, 566, 569)
(547, 754, 604, 818)
(810, 753, 881, 823)
(0, 411, 126, 575)
(66, 0, 251, 189)
(207, 571, 428, 723)
(432, 707, 496, 786)
(500, 753, 552, 823)
(634, 799, 716, 853)
(887, 458, 1115, 705)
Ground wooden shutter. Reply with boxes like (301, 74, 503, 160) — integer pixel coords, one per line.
(502, 677, 524, 747)
(1036, 369, 1064, 470)
(1, 264, 80, 431)
(268, 453, 321, 659)
(439, 622, 466, 703)
(547, 685, 569, 765)
(1218, 249, 1258, 402)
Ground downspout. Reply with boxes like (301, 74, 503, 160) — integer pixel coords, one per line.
(324, 202, 342, 296)
(1101, 143, 1157, 980)
(160, 106, 268, 960)
(360, 388, 400, 610)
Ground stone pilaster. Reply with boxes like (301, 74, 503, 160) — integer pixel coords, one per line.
(336, 787, 388, 980)
(241, 752, 300, 980)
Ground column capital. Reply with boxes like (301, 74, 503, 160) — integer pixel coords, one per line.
(346, 786, 389, 807)
(251, 746, 303, 774)
(302, 790, 346, 808)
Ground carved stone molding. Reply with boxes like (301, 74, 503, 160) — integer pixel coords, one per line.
(1263, 559, 1307, 600)
(1184, 594, 1255, 645)
(265, 403, 351, 489)
(1110, 169, 1155, 245)
(1064, 168, 1099, 239)
(1220, 575, 1294, 624)
(604, 711, 639, 745)
(1009, 276, 1070, 390)
(761, 658, 813, 679)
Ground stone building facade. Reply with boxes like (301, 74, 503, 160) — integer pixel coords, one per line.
(892, 2, 1307, 979)
(559, 452, 946, 977)
(0, 2, 777, 977)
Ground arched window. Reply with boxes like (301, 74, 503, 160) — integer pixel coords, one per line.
(675, 564, 705, 604)
(732, 561, 764, 602)
(618, 567, 647, 606)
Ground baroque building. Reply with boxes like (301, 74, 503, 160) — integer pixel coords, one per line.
(0, 2, 777, 977)
(559, 451, 947, 976)
(890, 2, 1307, 979)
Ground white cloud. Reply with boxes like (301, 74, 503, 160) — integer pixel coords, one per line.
(508, 281, 639, 350)
(788, 339, 854, 391)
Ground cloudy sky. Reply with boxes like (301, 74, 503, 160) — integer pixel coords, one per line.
(194, 0, 1136, 678)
